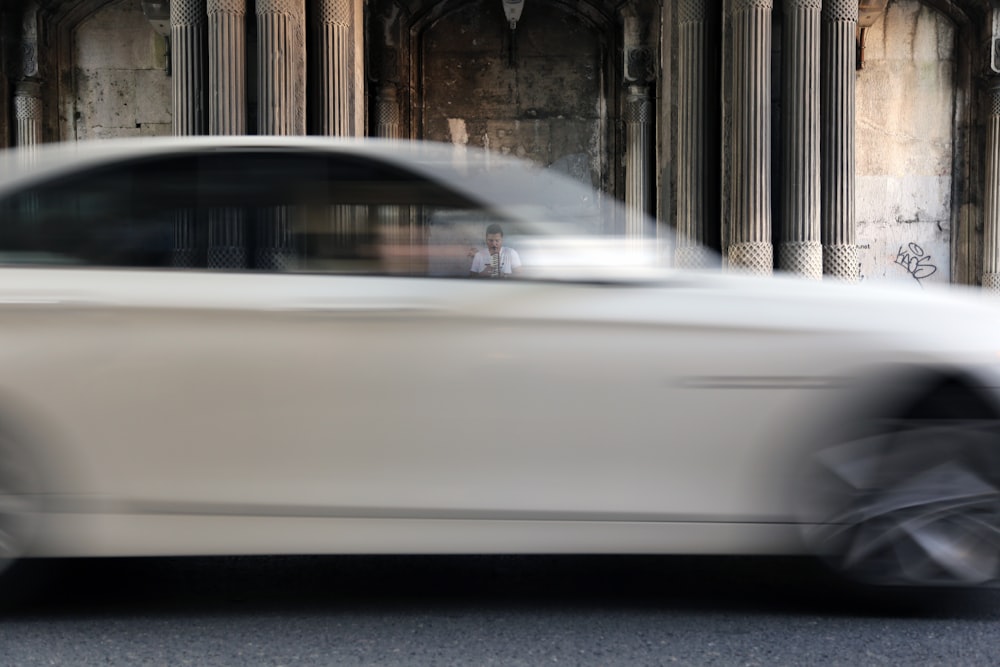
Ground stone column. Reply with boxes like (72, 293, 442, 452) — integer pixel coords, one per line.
(675, 0, 714, 268)
(983, 81, 1000, 292)
(256, 0, 306, 135)
(255, 0, 305, 270)
(353, 0, 366, 135)
(375, 84, 401, 139)
(779, 0, 822, 279)
(313, 0, 354, 136)
(624, 84, 653, 239)
(374, 84, 403, 243)
(170, 0, 207, 135)
(13, 81, 42, 149)
(14, 3, 42, 149)
(729, 0, 773, 275)
(820, 0, 858, 281)
(621, 2, 655, 242)
(207, 0, 246, 135)
(206, 0, 247, 269)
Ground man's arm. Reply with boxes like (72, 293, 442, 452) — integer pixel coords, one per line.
(469, 250, 490, 277)
(509, 248, 523, 277)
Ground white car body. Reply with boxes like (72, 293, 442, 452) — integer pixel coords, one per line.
(2, 137, 1000, 587)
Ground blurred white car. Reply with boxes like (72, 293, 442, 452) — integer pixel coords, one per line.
(1, 136, 1000, 589)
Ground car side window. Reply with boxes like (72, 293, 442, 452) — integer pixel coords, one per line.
(0, 156, 193, 267)
(0, 150, 514, 277)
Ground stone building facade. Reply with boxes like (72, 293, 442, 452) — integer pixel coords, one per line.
(2, 0, 999, 288)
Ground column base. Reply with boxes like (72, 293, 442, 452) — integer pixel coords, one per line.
(983, 273, 1000, 293)
(728, 242, 773, 276)
(823, 244, 859, 282)
(778, 242, 822, 280)
(674, 245, 718, 270)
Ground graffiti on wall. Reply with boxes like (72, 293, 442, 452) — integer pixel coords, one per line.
(856, 233, 948, 287)
(893, 242, 938, 284)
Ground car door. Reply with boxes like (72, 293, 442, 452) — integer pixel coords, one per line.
(0, 147, 577, 518)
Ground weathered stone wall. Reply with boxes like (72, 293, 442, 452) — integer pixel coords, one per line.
(68, 0, 171, 140)
(855, 0, 955, 287)
(419, 1, 607, 191)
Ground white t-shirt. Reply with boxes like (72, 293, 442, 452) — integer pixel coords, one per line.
(470, 247, 522, 276)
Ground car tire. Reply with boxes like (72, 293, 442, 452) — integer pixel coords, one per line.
(799, 372, 1000, 588)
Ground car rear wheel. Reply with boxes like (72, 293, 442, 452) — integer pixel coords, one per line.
(800, 376, 1000, 587)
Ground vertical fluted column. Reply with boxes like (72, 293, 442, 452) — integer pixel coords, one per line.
(353, 0, 366, 134)
(206, 0, 247, 269)
(983, 82, 1000, 292)
(821, 0, 858, 281)
(625, 85, 653, 239)
(207, 0, 246, 134)
(170, 0, 206, 135)
(375, 84, 403, 244)
(780, 0, 822, 279)
(675, 0, 714, 268)
(375, 84, 401, 138)
(256, 0, 304, 269)
(13, 81, 42, 149)
(621, 2, 655, 241)
(256, 0, 306, 135)
(314, 0, 354, 136)
(14, 4, 42, 151)
(729, 0, 773, 275)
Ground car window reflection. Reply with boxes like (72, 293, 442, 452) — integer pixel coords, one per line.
(0, 151, 543, 278)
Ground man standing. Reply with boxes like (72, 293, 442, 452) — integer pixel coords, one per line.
(470, 223, 522, 278)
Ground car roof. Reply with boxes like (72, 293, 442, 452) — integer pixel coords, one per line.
(0, 136, 607, 220)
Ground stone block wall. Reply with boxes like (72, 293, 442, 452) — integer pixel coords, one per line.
(67, 0, 171, 140)
(855, 0, 955, 287)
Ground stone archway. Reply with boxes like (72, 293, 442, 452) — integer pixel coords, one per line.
(416, 0, 613, 193)
(369, 0, 653, 210)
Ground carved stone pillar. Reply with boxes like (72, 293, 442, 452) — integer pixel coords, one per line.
(172, 212, 200, 268)
(170, 0, 207, 135)
(622, 2, 655, 241)
(13, 81, 42, 149)
(256, 207, 294, 269)
(313, 0, 354, 136)
(209, 209, 247, 268)
(983, 82, 1000, 292)
(779, 0, 822, 279)
(14, 3, 42, 149)
(207, 0, 246, 135)
(624, 85, 653, 239)
(675, 0, 715, 268)
(729, 0, 773, 275)
(375, 84, 401, 139)
(821, 0, 858, 281)
(353, 0, 366, 134)
(256, 0, 306, 135)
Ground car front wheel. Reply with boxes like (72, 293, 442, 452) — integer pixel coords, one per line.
(799, 375, 1000, 588)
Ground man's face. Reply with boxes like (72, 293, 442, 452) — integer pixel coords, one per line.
(486, 233, 503, 254)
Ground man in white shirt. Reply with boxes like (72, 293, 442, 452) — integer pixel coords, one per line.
(470, 223, 522, 278)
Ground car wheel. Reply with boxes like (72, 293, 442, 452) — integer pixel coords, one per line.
(800, 375, 1000, 588)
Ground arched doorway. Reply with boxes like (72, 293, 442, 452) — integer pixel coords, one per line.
(368, 0, 625, 199)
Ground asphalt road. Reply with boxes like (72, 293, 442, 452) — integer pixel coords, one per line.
(1, 555, 999, 666)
